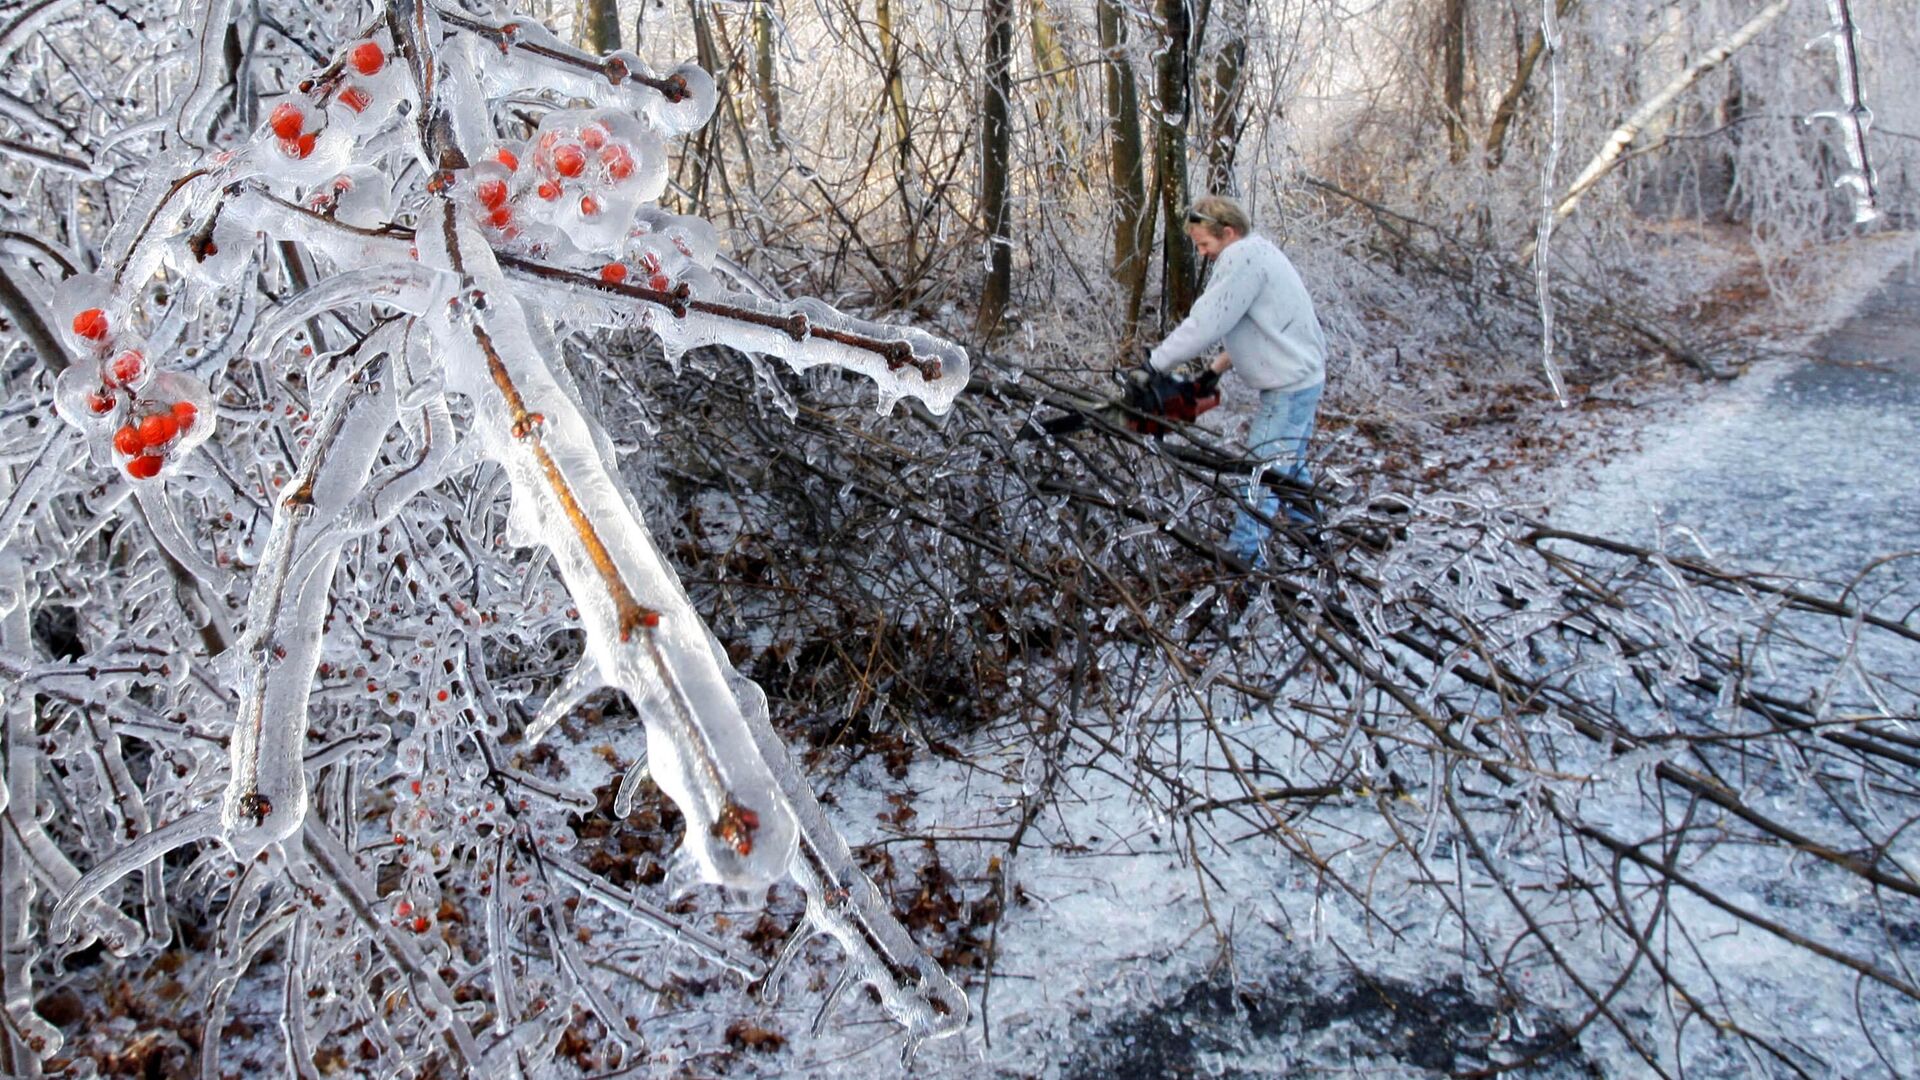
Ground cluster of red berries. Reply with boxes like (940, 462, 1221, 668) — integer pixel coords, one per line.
(268, 101, 322, 160)
(67, 308, 201, 480)
(335, 40, 386, 114)
(390, 897, 432, 934)
(466, 109, 659, 248)
(527, 118, 637, 218)
(265, 40, 392, 165)
(598, 249, 671, 292)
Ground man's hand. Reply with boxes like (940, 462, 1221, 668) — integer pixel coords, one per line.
(1125, 363, 1155, 392)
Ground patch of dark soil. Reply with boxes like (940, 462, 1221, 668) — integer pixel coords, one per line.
(1060, 968, 1598, 1079)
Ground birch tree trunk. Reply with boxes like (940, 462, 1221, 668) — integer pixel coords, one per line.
(976, 0, 1015, 339)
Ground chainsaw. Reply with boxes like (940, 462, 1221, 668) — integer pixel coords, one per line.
(1021, 364, 1222, 440)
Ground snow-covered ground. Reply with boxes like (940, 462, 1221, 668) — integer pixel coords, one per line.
(699, 237, 1920, 1079)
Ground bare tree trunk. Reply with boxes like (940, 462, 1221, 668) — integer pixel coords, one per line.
(1027, 0, 1079, 185)
(1484, 0, 1577, 168)
(1203, 0, 1245, 193)
(1154, 0, 1197, 322)
(683, 0, 726, 216)
(576, 0, 620, 54)
(975, 0, 1014, 339)
(1538, 0, 1792, 241)
(1441, 0, 1468, 163)
(875, 0, 918, 266)
(754, 0, 783, 149)
(1099, 0, 1148, 333)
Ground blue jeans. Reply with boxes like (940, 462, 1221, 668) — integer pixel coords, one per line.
(1227, 382, 1322, 561)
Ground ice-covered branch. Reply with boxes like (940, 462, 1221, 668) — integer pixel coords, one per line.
(1811, 0, 1880, 222)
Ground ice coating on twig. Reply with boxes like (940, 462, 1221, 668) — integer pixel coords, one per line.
(1811, 0, 1880, 223)
(11, 0, 976, 1065)
(737, 660, 971, 1052)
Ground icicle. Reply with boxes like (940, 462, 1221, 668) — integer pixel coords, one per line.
(221, 365, 398, 860)
(280, 917, 323, 1080)
(757, 923, 821, 1006)
(609, 748, 654, 821)
(525, 654, 602, 747)
(485, 840, 519, 1034)
(811, 967, 859, 1035)
(48, 809, 219, 944)
(249, 263, 443, 358)
(1172, 585, 1216, 628)
(741, 669, 970, 1046)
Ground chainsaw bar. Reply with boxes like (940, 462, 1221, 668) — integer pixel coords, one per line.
(1019, 371, 1221, 441)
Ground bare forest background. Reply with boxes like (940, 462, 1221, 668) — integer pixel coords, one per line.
(585, 0, 1918, 384)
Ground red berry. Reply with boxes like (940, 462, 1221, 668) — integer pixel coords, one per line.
(649, 273, 669, 291)
(552, 145, 585, 178)
(106, 349, 144, 386)
(411, 916, 429, 933)
(640, 610, 660, 628)
(600, 145, 633, 181)
(579, 194, 600, 217)
(337, 85, 371, 113)
(295, 133, 317, 158)
(536, 181, 561, 201)
(86, 390, 115, 415)
(476, 178, 508, 210)
(351, 41, 385, 76)
(395, 900, 413, 917)
(599, 263, 627, 284)
(113, 425, 143, 456)
(139, 412, 178, 446)
(125, 455, 163, 480)
(495, 148, 519, 171)
(270, 102, 304, 140)
(173, 401, 197, 430)
(436, 689, 449, 702)
(72, 308, 109, 341)
(488, 206, 512, 229)
(581, 123, 608, 150)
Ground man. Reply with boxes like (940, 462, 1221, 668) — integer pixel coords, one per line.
(1143, 194, 1328, 566)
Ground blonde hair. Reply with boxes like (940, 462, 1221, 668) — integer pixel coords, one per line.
(1186, 195, 1252, 238)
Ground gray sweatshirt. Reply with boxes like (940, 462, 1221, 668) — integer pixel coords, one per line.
(1148, 234, 1327, 392)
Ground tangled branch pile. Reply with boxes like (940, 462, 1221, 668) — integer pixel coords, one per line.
(657, 350, 1920, 1074)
